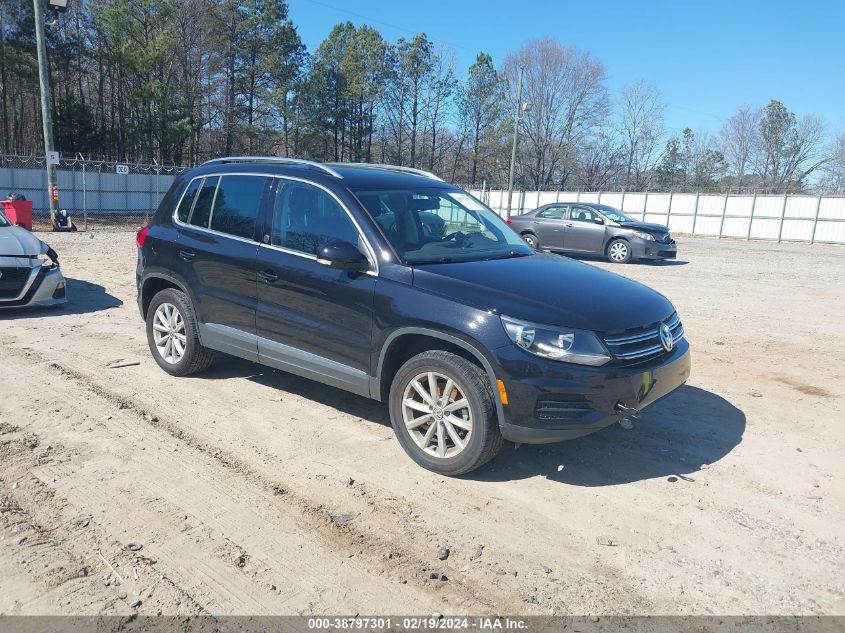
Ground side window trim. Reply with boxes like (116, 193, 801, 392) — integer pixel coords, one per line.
(264, 175, 378, 275)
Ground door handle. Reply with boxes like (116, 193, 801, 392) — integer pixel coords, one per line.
(258, 269, 278, 283)
(179, 250, 195, 261)
(565, 223, 574, 227)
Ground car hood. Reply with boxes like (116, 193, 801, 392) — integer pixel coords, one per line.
(412, 252, 675, 333)
(618, 220, 669, 233)
(0, 225, 42, 257)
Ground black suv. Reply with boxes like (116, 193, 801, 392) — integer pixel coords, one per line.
(136, 158, 690, 475)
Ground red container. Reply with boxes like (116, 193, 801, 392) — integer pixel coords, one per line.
(2, 200, 33, 230)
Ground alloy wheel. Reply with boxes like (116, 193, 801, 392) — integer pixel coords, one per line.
(401, 371, 473, 459)
(523, 235, 537, 248)
(152, 302, 187, 364)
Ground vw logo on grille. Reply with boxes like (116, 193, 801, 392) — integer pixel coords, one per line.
(659, 323, 673, 352)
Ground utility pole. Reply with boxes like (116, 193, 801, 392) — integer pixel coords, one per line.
(505, 66, 523, 220)
(33, 0, 58, 224)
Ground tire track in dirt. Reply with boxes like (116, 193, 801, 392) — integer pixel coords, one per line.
(0, 342, 531, 614)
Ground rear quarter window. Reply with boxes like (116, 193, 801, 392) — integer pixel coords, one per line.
(189, 176, 219, 228)
(176, 178, 201, 223)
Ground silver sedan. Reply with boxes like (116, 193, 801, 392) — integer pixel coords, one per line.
(507, 203, 677, 264)
(0, 210, 67, 308)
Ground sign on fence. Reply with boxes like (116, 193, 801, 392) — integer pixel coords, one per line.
(46, 151, 60, 165)
(116, 164, 130, 175)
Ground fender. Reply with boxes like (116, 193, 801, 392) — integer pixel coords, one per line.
(138, 271, 198, 328)
(372, 327, 506, 429)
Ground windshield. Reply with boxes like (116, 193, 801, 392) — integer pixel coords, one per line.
(594, 204, 635, 223)
(352, 187, 532, 264)
(0, 210, 10, 227)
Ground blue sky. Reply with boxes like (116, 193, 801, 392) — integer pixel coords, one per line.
(288, 0, 844, 136)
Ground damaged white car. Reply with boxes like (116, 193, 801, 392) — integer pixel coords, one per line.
(0, 210, 67, 308)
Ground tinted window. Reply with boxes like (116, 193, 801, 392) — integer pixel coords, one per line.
(537, 206, 566, 219)
(209, 175, 267, 239)
(570, 206, 600, 223)
(271, 180, 361, 255)
(176, 178, 201, 223)
(189, 176, 219, 228)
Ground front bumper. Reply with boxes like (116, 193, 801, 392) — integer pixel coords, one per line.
(631, 238, 677, 260)
(494, 339, 691, 443)
(0, 265, 67, 309)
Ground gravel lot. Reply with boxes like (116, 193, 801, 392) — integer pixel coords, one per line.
(1, 233, 843, 616)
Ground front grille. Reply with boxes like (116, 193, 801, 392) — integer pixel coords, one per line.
(602, 312, 684, 363)
(656, 234, 675, 244)
(535, 395, 593, 423)
(0, 267, 29, 299)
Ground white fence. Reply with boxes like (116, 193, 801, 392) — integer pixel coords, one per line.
(0, 154, 186, 229)
(471, 189, 845, 245)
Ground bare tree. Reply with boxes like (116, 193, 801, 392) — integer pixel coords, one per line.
(753, 100, 828, 191)
(502, 39, 608, 189)
(719, 105, 761, 190)
(618, 80, 664, 191)
(819, 130, 845, 194)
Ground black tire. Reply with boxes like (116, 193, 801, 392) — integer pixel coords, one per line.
(388, 350, 503, 476)
(521, 232, 539, 250)
(145, 288, 214, 376)
(606, 238, 632, 264)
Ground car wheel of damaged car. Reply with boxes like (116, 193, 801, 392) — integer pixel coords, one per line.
(146, 288, 214, 376)
(389, 351, 503, 476)
(607, 238, 632, 264)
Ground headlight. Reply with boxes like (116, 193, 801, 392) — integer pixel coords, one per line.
(500, 316, 611, 366)
(37, 245, 59, 269)
(632, 230, 654, 241)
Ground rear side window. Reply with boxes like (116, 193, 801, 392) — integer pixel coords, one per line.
(209, 175, 268, 239)
(538, 205, 567, 219)
(176, 178, 201, 222)
(271, 180, 361, 255)
(189, 176, 219, 228)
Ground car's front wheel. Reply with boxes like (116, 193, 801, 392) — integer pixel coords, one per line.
(607, 238, 632, 264)
(146, 288, 214, 376)
(388, 351, 503, 476)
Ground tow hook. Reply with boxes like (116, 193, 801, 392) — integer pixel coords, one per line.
(615, 402, 640, 429)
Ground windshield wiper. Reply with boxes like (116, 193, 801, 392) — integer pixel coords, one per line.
(484, 251, 531, 261)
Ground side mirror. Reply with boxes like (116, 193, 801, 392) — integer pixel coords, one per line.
(593, 217, 605, 225)
(317, 240, 370, 271)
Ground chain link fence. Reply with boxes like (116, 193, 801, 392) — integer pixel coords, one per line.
(0, 153, 188, 231)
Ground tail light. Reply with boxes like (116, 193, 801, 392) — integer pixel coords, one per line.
(136, 226, 149, 247)
(506, 219, 512, 225)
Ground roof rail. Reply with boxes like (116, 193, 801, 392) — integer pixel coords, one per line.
(201, 156, 343, 179)
(327, 162, 444, 182)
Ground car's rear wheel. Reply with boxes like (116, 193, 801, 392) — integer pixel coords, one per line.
(389, 351, 503, 476)
(607, 238, 632, 263)
(521, 232, 539, 249)
(146, 288, 214, 376)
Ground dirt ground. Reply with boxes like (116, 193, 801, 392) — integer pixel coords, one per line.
(0, 233, 843, 617)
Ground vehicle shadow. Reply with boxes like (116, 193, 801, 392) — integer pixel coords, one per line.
(200, 355, 392, 426)
(468, 385, 744, 486)
(0, 277, 123, 319)
(198, 358, 742, 487)
(552, 251, 689, 267)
